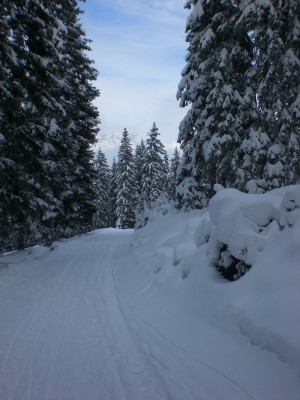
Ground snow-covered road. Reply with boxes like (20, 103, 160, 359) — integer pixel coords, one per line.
(0, 227, 299, 400)
(0, 231, 170, 400)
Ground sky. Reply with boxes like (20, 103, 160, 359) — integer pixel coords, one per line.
(80, 0, 189, 162)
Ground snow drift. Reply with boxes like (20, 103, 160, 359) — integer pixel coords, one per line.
(126, 184, 300, 377)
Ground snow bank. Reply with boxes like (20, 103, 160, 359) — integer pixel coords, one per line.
(128, 184, 300, 379)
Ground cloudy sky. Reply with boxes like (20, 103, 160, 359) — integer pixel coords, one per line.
(80, 0, 189, 161)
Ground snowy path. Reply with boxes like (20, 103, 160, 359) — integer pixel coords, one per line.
(0, 231, 170, 400)
(0, 229, 299, 400)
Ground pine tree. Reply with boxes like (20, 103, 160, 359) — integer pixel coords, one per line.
(0, 3, 20, 251)
(0, 0, 70, 249)
(170, 147, 181, 201)
(55, 0, 99, 235)
(177, 0, 257, 207)
(142, 123, 168, 207)
(0, 0, 99, 252)
(116, 129, 138, 229)
(237, 0, 300, 192)
(94, 149, 110, 229)
(279, 0, 300, 183)
(163, 153, 170, 195)
(134, 139, 146, 196)
(109, 158, 118, 228)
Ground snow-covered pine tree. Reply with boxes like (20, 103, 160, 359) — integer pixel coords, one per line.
(0, 0, 71, 250)
(163, 153, 170, 195)
(169, 147, 181, 202)
(238, 0, 300, 192)
(0, 0, 99, 252)
(135, 123, 169, 227)
(177, 0, 257, 208)
(142, 122, 168, 206)
(55, 0, 99, 235)
(116, 129, 138, 229)
(93, 149, 110, 229)
(280, 0, 300, 182)
(109, 157, 118, 228)
(134, 139, 146, 196)
(0, 3, 20, 251)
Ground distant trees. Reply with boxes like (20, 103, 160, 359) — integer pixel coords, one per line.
(176, 0, 300, 209)
(91, 124, 178, 231)
(0, 0, 99, 253)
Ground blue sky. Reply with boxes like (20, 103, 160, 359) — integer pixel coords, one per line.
(80, 0, 188, 161)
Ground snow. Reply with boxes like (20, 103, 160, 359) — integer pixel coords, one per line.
(0, 186, 300, 399)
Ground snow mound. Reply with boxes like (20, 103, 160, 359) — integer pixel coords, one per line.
(207, 185, 300, 280)
(130, 184, 300, 377)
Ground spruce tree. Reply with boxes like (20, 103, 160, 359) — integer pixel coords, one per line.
(279, 0, 300, 183)
(94, 149, 110, 229)
(0, 3, 20, 251)
(0, 0, 99, 252)
(55, 0, 99, 235)
(116, 129, 138, 229)
(142, 123, 168, 207)
(163, 153, 170, 195)
(109, 158, 118, 228)
(177, 0, 257, 207)
(134, 139, 146, 196)
(0, 0, 70, 249)
(237, 0, 300, 191)
(170, 147, 181, 202)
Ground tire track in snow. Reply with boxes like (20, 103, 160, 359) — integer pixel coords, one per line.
(0, 239, 102, 400)
(117, 296, 256, 400)
(91, 234, 173, 400)
(111, 244, 256, 400)
(0, 254, 79, 379)
(3, 254, 83, 400)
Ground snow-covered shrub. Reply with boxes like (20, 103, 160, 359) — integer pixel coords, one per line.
(135, 200, 151, 229)
(207, 185, 300, 280)
(135, 193, 175, 229)
(216, 244, 251, 281)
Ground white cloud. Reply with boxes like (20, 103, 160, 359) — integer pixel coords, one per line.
(88, 0, 186, 25)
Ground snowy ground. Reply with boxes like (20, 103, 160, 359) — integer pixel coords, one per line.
(0, 186, 300, 400)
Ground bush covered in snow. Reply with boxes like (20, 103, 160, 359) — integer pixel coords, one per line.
(135, 192, 175, 229)
(206, 184, 300, 280)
